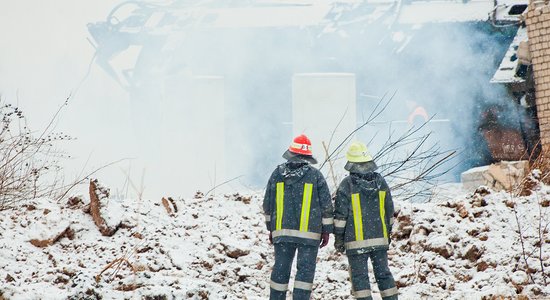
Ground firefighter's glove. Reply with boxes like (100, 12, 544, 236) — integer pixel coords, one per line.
(320, 232, 330, 248)
(334, 235, 345, 253)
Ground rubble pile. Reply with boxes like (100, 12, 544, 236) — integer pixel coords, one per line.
(0, 182, 549, 299)
(388, 185, 550, 299)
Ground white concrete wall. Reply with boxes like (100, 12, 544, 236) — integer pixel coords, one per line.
(292, 73, 356, 181)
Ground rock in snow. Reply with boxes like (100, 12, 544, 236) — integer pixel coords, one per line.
(0, 185, 549, 299)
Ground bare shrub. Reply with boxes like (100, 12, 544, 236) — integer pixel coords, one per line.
(320, 92, 455, 201)
(508, 158, 550, 287)
(0, 98, 72, 210)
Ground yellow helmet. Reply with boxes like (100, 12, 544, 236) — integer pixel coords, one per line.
(346, 141, 373, 163)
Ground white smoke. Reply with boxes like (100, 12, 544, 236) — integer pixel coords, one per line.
(0, 1, 519, 200)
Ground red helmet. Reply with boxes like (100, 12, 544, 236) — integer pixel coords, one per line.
(288, 134, 313, 156)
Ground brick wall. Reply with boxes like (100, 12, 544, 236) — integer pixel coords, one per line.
(526, 3, 550, 151)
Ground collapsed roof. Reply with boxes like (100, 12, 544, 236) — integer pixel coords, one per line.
(88, 0, 528, 88)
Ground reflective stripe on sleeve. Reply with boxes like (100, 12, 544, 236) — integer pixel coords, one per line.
(264, 214, 271, 222)
(379, 190, 388, 238)
(272, 229, 321, 240)
(351, 193, 364, 241)
(276, 182, 284, 230)
(334, 219, 346, 228)
(345, 237, 388, 250)
(353, 289, 372, 298)
(299, 183, 313, 232)
(270, 280, 288, 291)
(293, 280, 313, 291)
(322, 217, 334, 225)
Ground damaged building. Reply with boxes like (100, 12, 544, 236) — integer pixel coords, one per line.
(86, 0, 545, 191)
(463, 1, 550, 191)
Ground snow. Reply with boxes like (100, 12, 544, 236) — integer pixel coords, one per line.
(491, 26, 529, 84)
(0, 182, 549, 299)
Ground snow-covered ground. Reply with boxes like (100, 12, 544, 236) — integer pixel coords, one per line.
(0, 180, 549, 299)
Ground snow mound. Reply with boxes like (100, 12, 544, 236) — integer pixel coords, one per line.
(0, 185, 549, 299)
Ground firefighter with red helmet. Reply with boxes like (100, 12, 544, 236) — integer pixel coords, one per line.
(263, 134, 334, 300)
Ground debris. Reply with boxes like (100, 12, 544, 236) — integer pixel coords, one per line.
(480, 123, 528, 161)
(115, 283, 143, 291)
(520, 174, 539, 196)
(461, 161, 529, 192)
(473, 186, 491, 197)
(132, 232, 144, 239)
(137, 246, 153, 253)
(168, 197, 178, 213)
(88, 180, 120, 237)
(462, 245, 483, 262)
(161, 197, 178, 216)
(477, 261, 489, 272)
(161, 197, 173, 216)
(456, 202, 469, 219)
(426, 242, 453, 259)
(29, 226, 74, 248)
(225, 246, 250, 259)
(67, 196, 84, 208)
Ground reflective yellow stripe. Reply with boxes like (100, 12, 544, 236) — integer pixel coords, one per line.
(351, 193, 363, 241)
(299, 183, 313, 232)
(379, 190, 388, 238)
(276, 182, 284, 230)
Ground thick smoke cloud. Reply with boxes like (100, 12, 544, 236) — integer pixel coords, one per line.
(0, 1, 519, 200)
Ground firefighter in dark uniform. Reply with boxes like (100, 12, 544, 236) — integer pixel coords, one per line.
(334, 141, 398, 300)
(263, 134, 334, 300)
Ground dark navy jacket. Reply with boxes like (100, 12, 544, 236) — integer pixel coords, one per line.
(334, 172, 394, 255)
(263, 162, 334, 246)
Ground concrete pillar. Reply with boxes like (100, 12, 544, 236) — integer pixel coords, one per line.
(292, 73, 356, 183)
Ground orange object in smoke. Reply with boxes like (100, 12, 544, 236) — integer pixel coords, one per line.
(289, 134, 313, 156)
(407, 105, 429, 126)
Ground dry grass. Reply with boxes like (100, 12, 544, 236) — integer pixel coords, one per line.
(529, 145, 550, 184)
(95, 256, 137, 283)
(0, 97, 72, 210)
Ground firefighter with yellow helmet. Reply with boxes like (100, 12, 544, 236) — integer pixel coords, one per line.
(334, 141, 398, 300)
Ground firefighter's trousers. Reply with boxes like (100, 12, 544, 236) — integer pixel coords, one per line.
(348, 250, 398, 300)
(270, 242, 319, 300)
